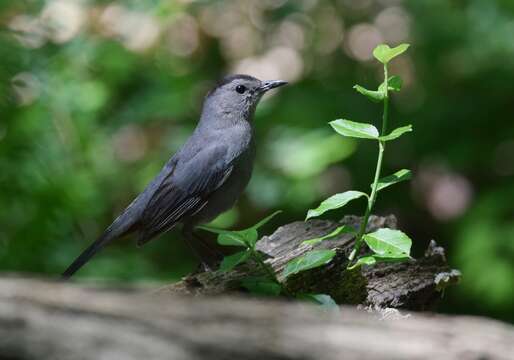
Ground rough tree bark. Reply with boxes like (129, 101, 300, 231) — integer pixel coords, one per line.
(1, 277, 513, 360)
(160, 215, 461, 310)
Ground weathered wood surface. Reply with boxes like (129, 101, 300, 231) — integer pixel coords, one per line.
(1, 277, 513, 360)
(160, 215, 461, 310)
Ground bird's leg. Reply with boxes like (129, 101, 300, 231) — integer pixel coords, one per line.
(181, 226, 221, 272)
(191, 231, 224, 258)
(181, 228, 212, 272)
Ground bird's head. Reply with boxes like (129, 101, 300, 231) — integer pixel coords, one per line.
(202, 74, 287, 123)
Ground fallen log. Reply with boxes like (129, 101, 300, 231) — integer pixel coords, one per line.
(160, 215, 461, 310)
(0, 277, 512, 360)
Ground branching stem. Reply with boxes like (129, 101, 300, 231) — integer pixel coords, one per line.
(348, 64, 389, 265)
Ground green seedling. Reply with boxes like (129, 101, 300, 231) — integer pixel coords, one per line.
(289, 43, 414, 271)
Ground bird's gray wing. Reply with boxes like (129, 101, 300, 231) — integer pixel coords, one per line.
(137, 145, 233, 245)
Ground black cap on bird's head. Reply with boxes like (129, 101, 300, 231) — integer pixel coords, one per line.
(208, 74, 288, 97)
(203, 74, 287, 121)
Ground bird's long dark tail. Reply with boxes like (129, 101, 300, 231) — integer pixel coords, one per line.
(61, 231, 115, 279)
(61, 206, 139, 279)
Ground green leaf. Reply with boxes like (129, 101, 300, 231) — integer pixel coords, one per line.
(379, 125, 413, 141)
(241, 276, 282, 296)
(283, 249, 336, 278)
(363, 228, 412, 257)
(373, 254, 411, 262)
(250, 210, 282, 230)
(197, 225, 232, 235)
(330, 119, 379, 140)
(219, 250, 251, 271)
(355, 76, 403, 103)
(378, 75, 403, 92)
(374, 169, 412, 192)
(306, 191, 368, 220)
(298, 293, 339, 309)
(353, 85, 384, 102)
(388, 75, 403, 91)
(347, 256, 377, 270)
(302, 225, 355, 246)
(373, 43, 410, 64)
(217, 230, 257, 247)
(199, 210, 282, 248)
(347, 253, 410, 270)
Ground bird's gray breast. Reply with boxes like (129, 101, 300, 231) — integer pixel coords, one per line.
(186, 125, 256, 227)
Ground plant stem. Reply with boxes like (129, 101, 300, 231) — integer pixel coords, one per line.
(250, 247, 293, 296)
(252, 249, 278, 283)
(381, 64, 390, 134)
(348, 64, 389, 265)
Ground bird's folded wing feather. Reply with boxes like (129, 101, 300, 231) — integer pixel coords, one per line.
(137, 145, 233, 245)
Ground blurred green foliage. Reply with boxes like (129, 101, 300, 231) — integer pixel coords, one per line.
(0, 0, 513, 322)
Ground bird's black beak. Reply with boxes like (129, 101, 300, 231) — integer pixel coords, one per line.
(259, 80, 288, 93)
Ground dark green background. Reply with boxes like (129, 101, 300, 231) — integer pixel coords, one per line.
(1, 0, 513, 323)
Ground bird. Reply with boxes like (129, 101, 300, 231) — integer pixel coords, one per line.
(62, 74, 287, 279)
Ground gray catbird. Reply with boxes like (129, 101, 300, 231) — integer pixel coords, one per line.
(62, 74, 287, 278)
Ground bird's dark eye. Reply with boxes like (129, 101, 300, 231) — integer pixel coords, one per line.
(235, 85, 247, 94)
